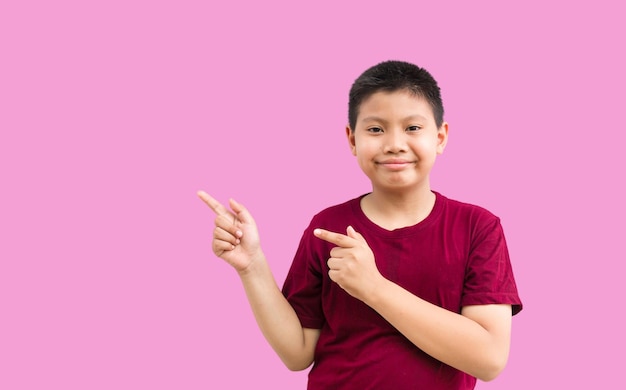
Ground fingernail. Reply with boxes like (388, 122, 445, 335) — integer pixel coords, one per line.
(236, 230, 243, 237)
(314, 229, 321, 235)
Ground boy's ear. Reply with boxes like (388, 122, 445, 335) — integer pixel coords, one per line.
(437, 122, 449, 155)
(346, 125, 357, 156)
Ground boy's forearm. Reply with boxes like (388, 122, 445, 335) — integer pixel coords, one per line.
(365, 279, 511, 381)
(238, 253, 317, 371)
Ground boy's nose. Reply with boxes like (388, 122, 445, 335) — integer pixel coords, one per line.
(383, 131, 407, 153)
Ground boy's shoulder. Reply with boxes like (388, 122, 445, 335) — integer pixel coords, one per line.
(437, 192, 498, 218)
(436, 192, 503, 236)
(308, 195, 363, 227)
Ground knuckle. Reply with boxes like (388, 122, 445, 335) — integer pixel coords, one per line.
(215, 215, 234, 229)
(215, 214, 226, 224)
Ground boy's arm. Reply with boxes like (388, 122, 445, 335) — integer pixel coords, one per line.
(368, 282, 511, 381)
(315, 226, 512, 381)
(238, 253, 321, 371)
(198, 191, 320, 371)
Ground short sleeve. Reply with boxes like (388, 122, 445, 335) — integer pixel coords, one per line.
(461, 216, 523, 315)
(281, 225, 326, 329)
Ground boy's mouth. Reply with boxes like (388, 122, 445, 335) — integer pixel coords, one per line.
(376, 159, 416, 170)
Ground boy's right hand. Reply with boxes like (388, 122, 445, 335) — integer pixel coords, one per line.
(197, 190, 262, 273)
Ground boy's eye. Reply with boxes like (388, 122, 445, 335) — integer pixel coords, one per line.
(367, 127, 383, 133)
(406, 126, 421, 132)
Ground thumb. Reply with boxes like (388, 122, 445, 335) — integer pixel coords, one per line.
(229, 198, 255, 224)
(346, 225, 366, 243)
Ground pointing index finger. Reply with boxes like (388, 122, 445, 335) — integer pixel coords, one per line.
(314, 228, 353, 248)
(197, 190, 230, 216)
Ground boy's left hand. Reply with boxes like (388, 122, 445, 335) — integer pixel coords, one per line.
(314, 226, 385, 303)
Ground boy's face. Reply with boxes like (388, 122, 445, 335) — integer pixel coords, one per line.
(347, 90, 448, 193)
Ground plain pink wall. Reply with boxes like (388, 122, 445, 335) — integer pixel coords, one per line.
(1, 0, 624, 388)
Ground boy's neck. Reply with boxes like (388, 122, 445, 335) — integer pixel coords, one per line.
(361, 185, 436, 231)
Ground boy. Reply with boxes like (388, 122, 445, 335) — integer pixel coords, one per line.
(198, 60, 522, 389)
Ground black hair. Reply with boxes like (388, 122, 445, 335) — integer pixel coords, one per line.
(348, 60, 445, 130)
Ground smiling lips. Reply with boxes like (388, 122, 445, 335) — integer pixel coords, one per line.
(376, 159, 416, 171)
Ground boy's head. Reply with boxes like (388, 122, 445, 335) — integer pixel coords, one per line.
(348, 60, 444, 131)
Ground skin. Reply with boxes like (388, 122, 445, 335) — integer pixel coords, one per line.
(199, 89, 513, 381)
(197, 192, 319, 371)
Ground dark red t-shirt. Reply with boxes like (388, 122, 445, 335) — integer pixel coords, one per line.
(282, 192, 522, 389)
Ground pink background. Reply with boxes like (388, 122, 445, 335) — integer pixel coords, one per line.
(1, 1, 624, 388)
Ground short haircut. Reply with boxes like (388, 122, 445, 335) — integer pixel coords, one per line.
(348, 60, 445, 130)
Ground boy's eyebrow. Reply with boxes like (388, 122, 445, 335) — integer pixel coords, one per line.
(361, 114, 429, 124)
